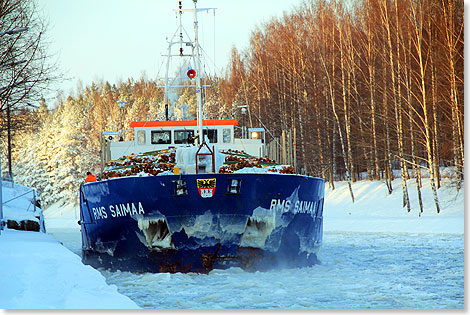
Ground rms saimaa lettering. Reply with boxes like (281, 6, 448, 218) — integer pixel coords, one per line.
(92, 206, 107, 220)
(269, 199, 316, 214)
(92, 202, 145, 220)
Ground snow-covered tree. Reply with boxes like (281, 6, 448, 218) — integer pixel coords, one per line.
(175, 88, 196, 120)
(13, 132, 51, 206)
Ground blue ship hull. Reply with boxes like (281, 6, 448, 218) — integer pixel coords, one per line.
(79, 173, 324, 273)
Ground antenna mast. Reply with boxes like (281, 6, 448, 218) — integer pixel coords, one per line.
(162, 0, 215, 130)
(193, 0, 203, 144)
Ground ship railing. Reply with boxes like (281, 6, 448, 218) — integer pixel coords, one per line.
(195, 142, 215, 174)
(1, 188, 40, 213)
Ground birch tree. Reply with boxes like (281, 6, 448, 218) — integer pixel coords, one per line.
(407, 0, 440, 213)
(379, 0, 410, 210)
(318, 2, 354, 202)
(439, 0, 464, 190)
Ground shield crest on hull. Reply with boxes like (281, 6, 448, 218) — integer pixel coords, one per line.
(197, 178, 216, 198)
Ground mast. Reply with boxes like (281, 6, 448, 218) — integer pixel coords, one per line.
(193, 0, 203, 144)
(162, 0, 213, 132)
(164, 2, 184, 121)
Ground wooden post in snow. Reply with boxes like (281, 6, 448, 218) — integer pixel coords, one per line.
(294, 127, 297, 173)
(276, 137, 280, 163)
(282, 131, 287, 165)
(286, 131, 290, 165)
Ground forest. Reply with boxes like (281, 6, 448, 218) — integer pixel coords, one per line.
(1, 0, 464, 212)
(220, 0, 464, 213)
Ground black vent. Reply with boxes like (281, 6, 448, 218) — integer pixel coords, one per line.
(227, 179, 242, 194)
(173, 179, 188, 196)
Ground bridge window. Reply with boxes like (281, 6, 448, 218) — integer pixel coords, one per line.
(137, 130, 146, 145)
(174, 130, 195, 144)
(223, 128, 231, 143)
(202, 129, 218, 143)
(151, 131, 171, 144)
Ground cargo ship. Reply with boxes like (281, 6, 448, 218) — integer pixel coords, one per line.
(79, 0, 324, 273)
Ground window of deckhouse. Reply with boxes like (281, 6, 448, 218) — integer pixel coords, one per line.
(202, 129, 218, 143)
(174, 130, 195, 144)
(151, 130, 171, 144)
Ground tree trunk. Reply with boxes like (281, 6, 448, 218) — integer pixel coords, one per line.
(441, 0, 464, 191)
(409, 0, 440, 213)
(313, 71, 326, 179)
(326, 102, 335, 190)
(339, 20, 355, 185)
(358, 116, 373, 180)
(382, 55, 393, 195)
(430, 30, 441, 189)
(320, 51, 354, 202)
(381, 0, 410, 209)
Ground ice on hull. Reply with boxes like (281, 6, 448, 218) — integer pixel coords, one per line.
(79, 173, 324, 273)
(81, 217, 321, 273)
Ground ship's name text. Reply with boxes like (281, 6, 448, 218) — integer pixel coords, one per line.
(91, 202, 145, 220)
(269, 199, 316, 214)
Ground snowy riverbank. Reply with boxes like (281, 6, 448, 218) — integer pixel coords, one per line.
(0, 174, 464, 309)
(0, 182, 138, 309)
(0, 229, 138, 309)
(324, 176, 464, 234)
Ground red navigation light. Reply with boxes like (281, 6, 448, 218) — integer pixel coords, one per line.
(187, 69, 196, 79)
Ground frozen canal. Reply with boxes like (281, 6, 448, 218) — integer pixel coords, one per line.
(48, 229, 464, 309)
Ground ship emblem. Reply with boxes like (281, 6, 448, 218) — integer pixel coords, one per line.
(197, 178, 216, 198)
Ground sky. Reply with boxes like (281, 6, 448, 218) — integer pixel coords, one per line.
(36, 0, 303, 104)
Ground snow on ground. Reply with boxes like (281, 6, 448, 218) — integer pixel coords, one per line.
(0, 183, 138, 309)
(0, 171, 464, 309)
(0, 229, 138, 309)
(43, 201, 81, 231)
(324, 176, 464, 234)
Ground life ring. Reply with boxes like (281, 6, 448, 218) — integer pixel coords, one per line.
(187, 69, 196, 79)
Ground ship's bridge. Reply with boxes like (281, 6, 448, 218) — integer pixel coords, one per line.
(106, 119, 265, 161)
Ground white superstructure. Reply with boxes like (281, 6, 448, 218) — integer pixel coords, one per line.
(106, 119, 265, 161)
